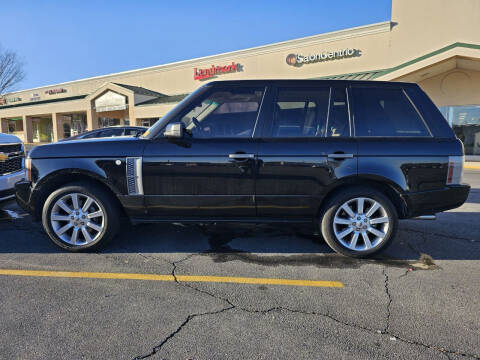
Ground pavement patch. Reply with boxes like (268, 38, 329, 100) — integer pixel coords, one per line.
(0, 269, 344, 288)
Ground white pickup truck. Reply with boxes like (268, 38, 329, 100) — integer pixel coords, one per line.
(0, 133, 25, 204)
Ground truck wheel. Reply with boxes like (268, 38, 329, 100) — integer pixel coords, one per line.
(320, 187, 398, 258)
(42, 183, 120, 252)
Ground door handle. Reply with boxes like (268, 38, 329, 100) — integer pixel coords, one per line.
(229, 153, 255, 160)
(327, 153, 354, 159)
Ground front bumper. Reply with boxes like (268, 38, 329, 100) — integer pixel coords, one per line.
(15, 180, 34, 215)
(0, 169, 25, 203)
(404, 184, 471, 218)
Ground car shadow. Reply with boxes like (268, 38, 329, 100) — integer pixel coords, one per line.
(0, 206, 478, 267)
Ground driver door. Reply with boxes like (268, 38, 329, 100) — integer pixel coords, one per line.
(142, 85, 266, 219)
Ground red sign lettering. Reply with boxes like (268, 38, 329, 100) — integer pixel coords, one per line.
(194, 62, 240, 80)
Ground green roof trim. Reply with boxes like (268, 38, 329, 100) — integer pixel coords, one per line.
(314, 42, 480, 81)
(0, 95, 87, 110)
(316, 70, 386, 81)
(137, 93, 190, 106)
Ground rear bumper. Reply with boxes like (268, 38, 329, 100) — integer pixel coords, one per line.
(404, 184, 471, 217)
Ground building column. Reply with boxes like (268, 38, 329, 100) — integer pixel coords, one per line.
(23, 115, 33, 143)
(86, 108, 98, 130)
(128, 94, 135, 127)
(52, 113, 65, 142)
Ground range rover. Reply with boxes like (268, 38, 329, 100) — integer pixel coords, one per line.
(15, 80, 470, 257)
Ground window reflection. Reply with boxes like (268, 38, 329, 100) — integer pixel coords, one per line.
(438, 105, 480, 155)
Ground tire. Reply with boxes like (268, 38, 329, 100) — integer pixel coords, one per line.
(320, 186, 398, 258)
(42, 182, 120, 252)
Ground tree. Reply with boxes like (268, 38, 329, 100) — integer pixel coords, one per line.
(0, 46, 25, 96)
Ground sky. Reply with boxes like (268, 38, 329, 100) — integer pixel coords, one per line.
(0, 0, 391, 91)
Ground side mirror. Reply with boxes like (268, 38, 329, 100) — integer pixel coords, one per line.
(163, 122, 184, 138)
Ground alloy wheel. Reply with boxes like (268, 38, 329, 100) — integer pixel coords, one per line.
(333, 197, 390, 252)
(50, 192, 105, 246)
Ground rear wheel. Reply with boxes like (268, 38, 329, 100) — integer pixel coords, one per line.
(42, 183, 120, 251)
(320, 187, 398, 257)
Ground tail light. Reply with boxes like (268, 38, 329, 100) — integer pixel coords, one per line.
(446, 156, 464, 185)
(25, 157, 32, 182)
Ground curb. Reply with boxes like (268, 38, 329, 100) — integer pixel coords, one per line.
(465, 163, 480, 170)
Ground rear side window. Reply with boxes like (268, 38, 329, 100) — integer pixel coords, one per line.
(352, 87, 430, 137)
(270, 87, 330, 137)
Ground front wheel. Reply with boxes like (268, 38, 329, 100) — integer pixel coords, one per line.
(42, 183, 120, 251)
(320, 187, 398, 258)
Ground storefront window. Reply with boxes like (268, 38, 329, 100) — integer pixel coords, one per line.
(139, 118, 160, 127)
(438, 105, 480, 155)
(61, 113, 87, 138)
(99, 117, 121, 127)
(7, 118, 23, 133)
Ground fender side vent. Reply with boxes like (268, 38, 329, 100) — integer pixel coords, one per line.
(126, 157, 143, 195)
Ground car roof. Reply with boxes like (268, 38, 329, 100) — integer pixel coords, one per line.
(206, 79, 418, 87)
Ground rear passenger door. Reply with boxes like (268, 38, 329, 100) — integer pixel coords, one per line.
(256, 84, 357, 219)
(351, 84, 447, 193)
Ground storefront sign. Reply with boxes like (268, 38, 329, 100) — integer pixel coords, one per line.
(45, 88, 67, 95)
(286, 48, 357, 66)
(194, 62, 241, 80)
(30, 93, 41, 101)
(0, 97, 22, 105)
(6, 97, 22, 103)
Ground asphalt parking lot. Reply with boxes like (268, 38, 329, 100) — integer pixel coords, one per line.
(0, 171, 479, 360)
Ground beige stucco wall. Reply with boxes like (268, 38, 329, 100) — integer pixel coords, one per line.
(389, 0, 480, 65)
(418, 68, 480, 107)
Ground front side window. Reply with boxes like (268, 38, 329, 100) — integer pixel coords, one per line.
(352, 87, 430, 137)
(270, 87, 329, 137)
(177, 87, 265, 138)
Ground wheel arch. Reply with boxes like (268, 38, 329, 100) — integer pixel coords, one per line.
(318, 175, 408, 219)
(31, 169, 125, 220)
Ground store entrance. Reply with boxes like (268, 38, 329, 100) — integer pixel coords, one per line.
(32, 117, 53, 143)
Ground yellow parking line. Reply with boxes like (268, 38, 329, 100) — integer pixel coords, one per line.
(0, 269, 343, 288)
(465, 164, 480, 170)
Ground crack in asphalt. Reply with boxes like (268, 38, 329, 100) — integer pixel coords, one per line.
(383, 268, 392, 333)
(131, 254, 479, 360)
(131, 305, 235, 360)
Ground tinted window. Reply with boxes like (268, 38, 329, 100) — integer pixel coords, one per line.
(270, 88, 329, 137)
(178, 87, 264, 138)
(82, 131, 102, 139)
(96, 128, 124, 138)
(352, 87, 429, 137)
(125, 128, 143, 136)
(327, 87, 350, 137)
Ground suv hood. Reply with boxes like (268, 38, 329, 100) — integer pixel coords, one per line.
(28, 137, 146, 159)
(0, 133, 23, 144)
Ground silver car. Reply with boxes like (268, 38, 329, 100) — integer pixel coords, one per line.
(0, 133, 25, 204)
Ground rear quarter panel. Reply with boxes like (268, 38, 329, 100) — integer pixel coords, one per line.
(358, 138, 463, 192)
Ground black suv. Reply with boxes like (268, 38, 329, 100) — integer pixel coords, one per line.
(16, 80, 470, 257)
